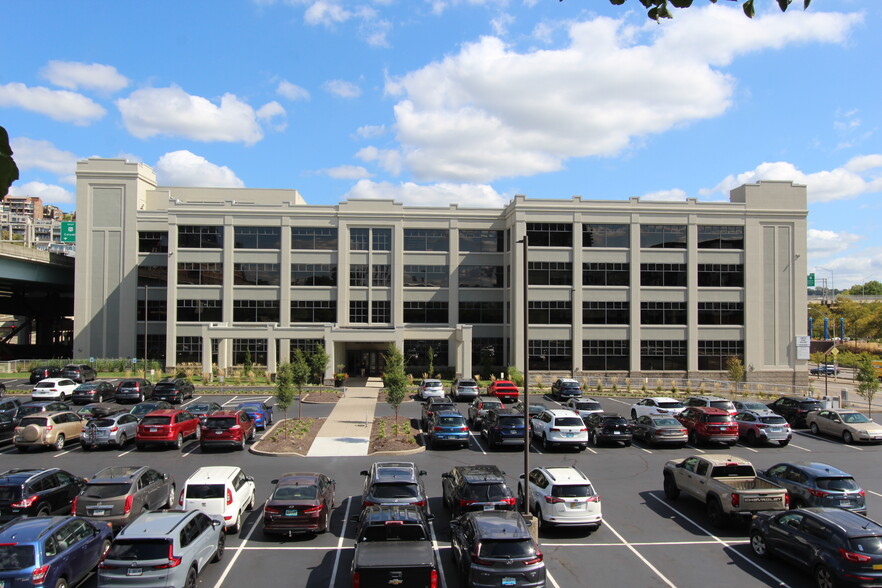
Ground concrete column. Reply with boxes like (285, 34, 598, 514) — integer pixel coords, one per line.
(571, 217, 583, 373)
(629, 214, 642, 373)
(687, 219, 698, 372)
(267, 328, 277, 374)
(202, 332, 212, 376)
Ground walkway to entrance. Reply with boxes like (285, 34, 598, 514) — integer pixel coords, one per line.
(306, 376, 380, 457)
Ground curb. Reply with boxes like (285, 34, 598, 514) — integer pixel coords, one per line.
(368, 445, 426, 456)
(247, 418, 312, 458)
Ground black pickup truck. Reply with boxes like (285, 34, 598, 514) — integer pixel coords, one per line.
(350, 505, 438, 588)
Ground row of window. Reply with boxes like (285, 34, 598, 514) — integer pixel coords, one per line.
(528, 263, 743, 287)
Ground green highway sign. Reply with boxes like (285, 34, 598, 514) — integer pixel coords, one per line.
(807, 273, 815, 287)
(60, 221, 76, 243)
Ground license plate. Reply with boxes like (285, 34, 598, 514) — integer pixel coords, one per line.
(483, 504, 494, 511)
(565, 433, 574, 438)
(93, 510, 106, 516)
(567, 502, 584, 509)
(149, 428, 157, 432)
(770, 427, 782, 432)
(874, 564, 882, 570)
(613, 431, 620, 435)
(126, 568, 142, 576)
(509, 430, 517, 434)
(502, 578, 516, 586)
(216, 431, 223, 435)
(286, 509, 298, 516)
(840, 500, 852, 507)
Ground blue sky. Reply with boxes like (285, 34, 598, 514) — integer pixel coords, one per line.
(1, 0, 879, 288)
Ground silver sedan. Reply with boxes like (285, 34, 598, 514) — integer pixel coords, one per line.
(81, 411, 140, 449)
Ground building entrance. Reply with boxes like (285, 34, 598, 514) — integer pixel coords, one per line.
(346, 348, 387, 377)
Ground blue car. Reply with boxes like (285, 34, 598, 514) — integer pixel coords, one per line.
(0, 515, 112, 587)
(236, 401, 273, 430)
(425, 410, 470, 449)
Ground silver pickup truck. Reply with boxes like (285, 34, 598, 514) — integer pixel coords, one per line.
(663, 455, 788, 528)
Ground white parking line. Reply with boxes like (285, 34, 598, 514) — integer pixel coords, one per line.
(789, 443, 811, 452)
(182, 395, 202, 406)
(541, 539, 750, 547)
(685, 444, 706, 454)
(427, 506, 448, 588)
(585, 446, 597, 454)
(602, 519, 677, 588)
(868, 490, 882, 498)
(470, 432, 487, 455)
(53, 445, 80, 457)
(736, 443, 758, 453)
(213, 505, 262, 588)
(328, 497, 353, 588)
(607, 398, 631, 406)
(221, 396, 240, 406)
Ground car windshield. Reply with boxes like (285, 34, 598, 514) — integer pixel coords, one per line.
(816, 477, 860, 492)
(89, 419, 116, 428)
(130, 405, 154, 416)
(273, 485, 318, 500)
(760, 416, 787, 425)
(850, 537, 882, 555)
(75, 384, 98, 391)
(106, 539, 171, 561)
(437, 416, 466, 426)
(154, 383, 176, 391)
(555, 417, 583, 427)
(800, 402, 823, 410)
(34, 382, 58, 389)
(602, 417, 627, 426)
(658, 401, 684, 409)
(237, 404, 262, 411)
(711, 465, 755, 477)
(740, 402, 767, 411)
(652, 418, 680, 427)
(458, 380, 477, 387)
(478, 539, 536, 558)
(0, 545, 35, 571)
(497, 416, 524, 427)
(16, 406, 44, 418)
(189, 404, 214, 413)
(709, 401, 735, 411)
(371, 483, 421, 499)
(463, 484, 510, 501)
(17, 417, 48, 427)
(83, 483, 131, 499)
(204, 418, 236, 429)
(118, 381, 140, 388)
(186, 484, 226, 499)
(139, 416, 171, 426)
(483, 401, 502, 409)
(842, 413, 872, 424)
(0, 486, 22, 502)
(704, 415, 734, 423)
(362, 525, 428, 542)
(575, 402, 602, 411)
(551, 484, 595, 498)
(496, 383, 516, 388)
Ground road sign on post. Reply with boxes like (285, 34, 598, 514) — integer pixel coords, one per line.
(807, 273, 815, 287)
(60, 222, 76, 243)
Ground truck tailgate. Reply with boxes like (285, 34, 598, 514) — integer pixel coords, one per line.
(353, 541, 436, 586)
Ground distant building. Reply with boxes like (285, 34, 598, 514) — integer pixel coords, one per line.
(2, 195, 43, 220)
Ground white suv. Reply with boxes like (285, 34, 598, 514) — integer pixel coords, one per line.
(419, 379, 445, 400)
(518, 466, 602, 532)
(179, 466, 257, 533)
(530, 409, 588, 451)
(629, 397, 686, 419)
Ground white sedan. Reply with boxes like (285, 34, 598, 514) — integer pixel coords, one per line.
(32, 378, 80, 401)
(629, 397, 686, 419)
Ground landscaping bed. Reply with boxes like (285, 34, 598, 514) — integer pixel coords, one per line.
(368, 415, 421, 454)
(252, 418, 324, 455)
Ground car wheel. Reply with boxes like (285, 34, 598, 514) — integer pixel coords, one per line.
(536, 507, 550, 533)
(53, 434, 65, 451)
(174, 433, 183, 449)
(779, 439, 790, 447)
(238, 436, 246, 451)
(727, 441, 736, 447)
(663, 475, 680, 500)
(247, 491, 255, 511)
(212, 531, 225, 562)
(58, 393, 65, 402)
(631, 409, 637, 419)
(138, 393, 145, 403)
(36, 505, 50, 517)
(228, 511, 241, 534)
(814, 564, 836, 588)
(706, 498, 726, 529)
(592, 432, 601, 447)
(542, 434, 549, 451)
(623, 441, 632, 447)
(249, 429, 255, 441)
(747, 430, 758, 446)
(810, 423, 820, 435)
(117, 433, 127, 447)
(688, 431, 699, 447)
(184, 566, 198, 588)
(786, 414, 797, 427)
(750, 532, 769, 558)
(166, 485, 176, 509)
(843, 431, 854, 444)
(54, 579, 68, 588)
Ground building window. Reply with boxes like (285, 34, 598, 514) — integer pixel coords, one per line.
(641, 302, 687, 325)
(583, 263, 629, 286)
(351, 227, 392, 251)
(583, 340, 629, 371)
(138, 265, 167, 286)
(372, 300, 391, 323)
(459, 265, 504, 288)
(403, 301, 448, 323)
(178, 262, 223, 286)
(459, 301, 504, 324)
(350, 228, 369, 251)
(698, 264, 744, 287)
(350, 264, 368, 287)
(291, 227, 337, 250)
(529, 339, 572, 370)
(234, 263, 280, 286)
(697, 225, 744, 249)
(289, 340, 323, 360)
(176, 336, 217, 365)
(139, 231, 168, 253)
(528, 262, 572, 285)
(350, 300, 368, 323)
(527, 223, 572, 247)
(177, 299, 222, 323)
(290, 300, 335, 322)
(233, 300, 280, 322)
(583, 224, 629, 248)
(459, 230, 504, 252)
(528, 301, 572, 324)
(291, 264, 336, 286)
(372, 265, 391, 287)
(137, 334, 166, 363)
(178, 226, 223, 249)
(373, 228, 391, 251)
(234, 227, 281, 249)
(137, 299, 167, 322)
(698, 340, 744, 370)
(404, 265, 449, 287)
(404, 229, 448, 252)
(698, 302, 743, 325)
(472, 337, 504, 367)
(641, 340, 686, 371)
(640, 225, 686, 249)
(583, 301, 629, 324)
(640, 263, 686, 287)
(233, 339, 267, 366)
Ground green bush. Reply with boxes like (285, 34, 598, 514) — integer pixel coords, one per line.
(506, 366, 524, 387)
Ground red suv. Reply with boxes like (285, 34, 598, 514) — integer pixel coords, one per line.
(487, 380, 519, 403)
(676, 406, 738, 447)
(136, 409, 199, 450)
(200, 410, 256, 451)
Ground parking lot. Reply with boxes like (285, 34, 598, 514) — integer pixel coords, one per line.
(2, 385, 881, 587)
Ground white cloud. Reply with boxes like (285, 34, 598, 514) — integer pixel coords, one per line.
(639, 188, 687, 202)
(321, 165, 373, 180)
(257, 101, 288, 131)
(344, 179, 506, 208)
(116, 86, 265, 145)
(808, 228, 862, 258)
(40, 60, 129, 93)
(0, 83, 105, 125)
(323, 79, 361, 98)
(355, 125, 386, 139)
(356, 146, 403, 175)
(304, 0, 352, 26)
(8, 181, 74, 205)
(384, 7, 861, 183)
(276, 80, 311, 101)
(9, 138, 78, 176)
(155, 150, 245, 188)
(490, 12, 514, 37)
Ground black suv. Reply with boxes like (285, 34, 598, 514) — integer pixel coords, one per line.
(352, 504, 433, 542)
(0, 468, 86, 521)
(584, 413, 633, 447)
(750, 508, 882, 588)
(152, 378, 195, 404)
(767, 396, 824, 428)
(420, 397, 456, 430)
(758, 462, 867, 515)
(29, 365, 62, 384)
(441, 465, 516, 517)
(551, 378, 582, 401)
(115, 378, 154, 403)
(360, 462, 428, 513)
(450, 511, 546, 587)
(71, 380, 116, 405)
(60, 363, 97, 383)
(480, 408, 527, 449)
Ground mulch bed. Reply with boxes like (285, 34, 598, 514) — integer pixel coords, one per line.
(252, 418, 325, 455)
(303, 390, 343, 403)
(368, 415, 422, 453)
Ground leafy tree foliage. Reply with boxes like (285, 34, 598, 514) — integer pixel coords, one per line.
(587, 0, 812, 21)
(307, 344, 329, 385)
(0, 126, 18, 197)
(291, 349, 311, 420)
(726, 356, 745, 384)
(274, 362, 295, 437)
(383, 344, 408, 429)
(844, 281, 882, 296)
(855, 354, 879, 417)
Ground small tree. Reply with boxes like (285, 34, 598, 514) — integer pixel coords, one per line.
(383, 344, 408, 431)
(274, 362, 295, 438)
(726, 356, 745, 391)
(243, 350, 253, 375)
(427, 346, 435, 379)
(307, 345, 330, 385)
(855, 354, 879, 417)
(291, 348, 310, 420)
(506, 365, 524, 387)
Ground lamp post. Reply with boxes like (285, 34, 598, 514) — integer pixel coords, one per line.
(518, 235, 530, 517)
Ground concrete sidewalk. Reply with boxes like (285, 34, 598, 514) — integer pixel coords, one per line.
(306, 377, 380, 457)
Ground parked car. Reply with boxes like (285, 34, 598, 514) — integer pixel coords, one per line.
(809, 363, 840, 375)
(77, 402, 126, 420)
(14, 410, 84, 451)
(136, 409, 200, 450)
(31, 377, 79, 401)
(450, 377, 480, 401)
(235, 401, 273, 430)
(179, 466, 256, 533)
(519, 465, 602, 532)
(81, 412, 141, 450)
(676, 406, 739, 447)
(73, 466, 176, 529)
(151, 378, 195, 404)
(0, 396, 21, 419)
(0, 413, 15, 444)
(629, 397, 686, 419)
(129, 400, 172, 420)
(733, 400, 770, 412)
(584, 413, 633, 447)
(806, 408, 882, 444)
(263, 472, 336, 536)
(758, 462, 867, 514)
(564, 397, 604, 419)
(188, 401, 223, 424)
(98, 509, 225, 588)
(200, 410, 256, 451)
(513, 401, 549, 420)
(29, 365, 62, 384)
(420, 396, 456, 430)
(767, 395, 825, 428)
(71, 380, 117, 405)
(480, 408, 526, 449)
(749, 508, 882, 588)
(418, 379, 445, 401)
(14, 401, 70, 422)
(425, 410, 470, 449)
(0, 515, 113, 588)
(683, 395, 737, 416)
(0, 468, 86, 521)
(734, 408, 792, 446)
(360, 462, 428, 513)
(551, 378, 582, 401)
(441, 465, 516, 517)
(530, 409, 588, 451)
(630, 415, 688, 448)
(467, 397, 503, 428)
(60, 363, 97, 383)
(487, 380, 519, 403)
(114, 378, 154, 403)
(450, 511, 546, 587)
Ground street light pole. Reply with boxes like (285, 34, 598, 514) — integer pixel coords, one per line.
(518, 235, 530, 516)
